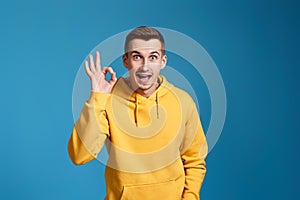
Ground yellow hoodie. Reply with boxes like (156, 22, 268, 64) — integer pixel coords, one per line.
(68, 75, 208, 200)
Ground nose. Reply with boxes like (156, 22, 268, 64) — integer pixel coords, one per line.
(141, 64, 148, 71)
(142, 57, 149, 66)
(141, 58, 149, 71)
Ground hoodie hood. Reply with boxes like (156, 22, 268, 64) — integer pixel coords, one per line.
(111, 75, 174, 127)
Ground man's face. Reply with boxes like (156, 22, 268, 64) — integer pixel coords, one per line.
(122, 39, 167, 92)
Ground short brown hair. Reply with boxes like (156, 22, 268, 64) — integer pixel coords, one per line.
(124, 26, 165, 55)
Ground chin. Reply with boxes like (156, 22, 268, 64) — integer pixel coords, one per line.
(136, 81, 156, 90)
(137, 84, 152, 90)
(134, 79, 153, 89)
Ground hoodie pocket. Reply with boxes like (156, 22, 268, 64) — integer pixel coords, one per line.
(120, 179, 181, 200)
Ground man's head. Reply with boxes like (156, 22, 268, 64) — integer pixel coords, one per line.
(122, 26, 167, 97)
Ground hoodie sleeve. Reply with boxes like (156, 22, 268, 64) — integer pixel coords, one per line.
(68, 92, 110, 165)
(181, 102, 208, 200)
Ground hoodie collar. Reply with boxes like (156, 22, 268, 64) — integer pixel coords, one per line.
(111, 75, 173, 127)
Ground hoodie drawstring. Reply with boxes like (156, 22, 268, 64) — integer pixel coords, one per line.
(156, 92, 159, 119)
(135, 95, 138, 127)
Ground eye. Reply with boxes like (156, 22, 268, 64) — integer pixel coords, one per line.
(133, 55, 141, 60)
(149, 55, 157, 60)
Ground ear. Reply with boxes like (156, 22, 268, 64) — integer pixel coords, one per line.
(160, 54, 167, 69)
(122, 54, 129, 69)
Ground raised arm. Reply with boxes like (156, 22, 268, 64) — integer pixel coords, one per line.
(68, 51, 117, 165)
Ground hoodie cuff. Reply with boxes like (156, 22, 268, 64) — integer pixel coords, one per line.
(87, 91, 110, 108)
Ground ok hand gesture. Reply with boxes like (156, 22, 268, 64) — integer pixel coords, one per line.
(84, 51, 117, 94)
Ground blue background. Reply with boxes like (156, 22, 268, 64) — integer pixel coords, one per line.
(0, 0, 298, 199)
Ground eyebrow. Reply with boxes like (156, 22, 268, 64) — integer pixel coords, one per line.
(130, 50, 141, 55)
(149, 51, 160, 55)
(129, 50, 161, 56)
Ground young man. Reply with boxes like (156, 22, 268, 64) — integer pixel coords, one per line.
(68, 26, 208, 200)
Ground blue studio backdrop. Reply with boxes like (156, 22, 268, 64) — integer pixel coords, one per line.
(0, 0, 298, 199)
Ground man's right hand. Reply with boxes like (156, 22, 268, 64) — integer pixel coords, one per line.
(84, 51, 117, 93)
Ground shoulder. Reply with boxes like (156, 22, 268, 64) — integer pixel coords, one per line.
(167, 84, 196, 111)
(161, 75, 195, 105)
(173, 86, 194, 102)
(162, 76, 200, 114)
(169, 86, 200, 123)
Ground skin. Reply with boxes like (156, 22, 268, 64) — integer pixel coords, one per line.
(85, 39, 167, 97)
(84, 51, 117, 94)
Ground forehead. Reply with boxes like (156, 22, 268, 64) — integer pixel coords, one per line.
(127, 39, 163, 53)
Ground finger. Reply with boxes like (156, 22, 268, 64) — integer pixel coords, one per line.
(102, 67, 117, 83)
(84, 60, 92, 77)
(110, 72, 117, 83)
(96, 51, 101, 71)
(102, 66, 114, 74)
(89, 54, 96, 72)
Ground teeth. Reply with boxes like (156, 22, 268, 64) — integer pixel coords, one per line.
(137, 74, 151, 78)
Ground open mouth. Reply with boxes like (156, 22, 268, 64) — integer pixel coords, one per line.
(136, 73, 152, 84)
